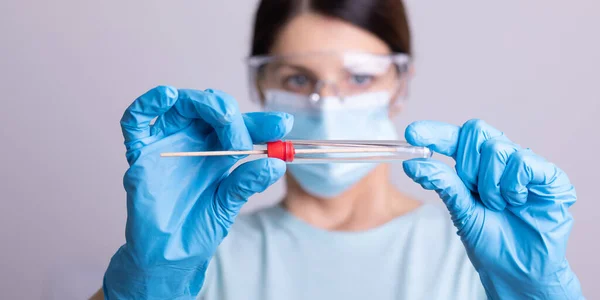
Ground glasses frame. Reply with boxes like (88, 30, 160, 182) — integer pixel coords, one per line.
(245, 51, 412, 105)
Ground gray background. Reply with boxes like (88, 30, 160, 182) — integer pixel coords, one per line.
(1, 0, 598, 299)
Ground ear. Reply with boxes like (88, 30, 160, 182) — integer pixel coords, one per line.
(389, 64, 415, 118)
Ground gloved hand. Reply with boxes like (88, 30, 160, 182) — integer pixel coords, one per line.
(403, 119, 584, 300)
(103, 86, 292, 299)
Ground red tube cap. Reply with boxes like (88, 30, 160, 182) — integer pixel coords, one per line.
(267, 141, 295, 162)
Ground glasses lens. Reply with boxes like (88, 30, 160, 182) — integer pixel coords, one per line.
(248, 52, 409, 102)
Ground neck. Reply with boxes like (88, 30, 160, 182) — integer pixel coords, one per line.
(282, 164, 421, 231)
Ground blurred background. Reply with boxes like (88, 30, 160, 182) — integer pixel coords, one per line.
(1, 0, 598, 298)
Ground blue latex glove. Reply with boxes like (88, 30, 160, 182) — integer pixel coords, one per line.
(403, 119, 584, 300)
(103, 86, 292, 299)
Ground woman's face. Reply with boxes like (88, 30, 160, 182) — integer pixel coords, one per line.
(260, 13, 408, 114)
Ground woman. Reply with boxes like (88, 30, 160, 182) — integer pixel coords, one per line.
(97, 0, 584, 299)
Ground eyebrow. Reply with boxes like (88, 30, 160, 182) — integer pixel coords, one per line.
(269, 63, 319, 78)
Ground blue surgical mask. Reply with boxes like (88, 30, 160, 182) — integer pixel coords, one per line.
(263, 90, 399, 198)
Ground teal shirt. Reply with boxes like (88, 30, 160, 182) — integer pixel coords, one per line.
(198, 203, 486, 300)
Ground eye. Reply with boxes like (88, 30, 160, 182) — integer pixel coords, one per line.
(283, 74, 311, 89)
(348, 74, 374, 86)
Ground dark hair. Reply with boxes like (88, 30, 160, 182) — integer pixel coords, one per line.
(250, 0, 412, 56)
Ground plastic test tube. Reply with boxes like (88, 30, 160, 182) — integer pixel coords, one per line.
(268, 140, 432, 163)
(160, 140, 433, 164)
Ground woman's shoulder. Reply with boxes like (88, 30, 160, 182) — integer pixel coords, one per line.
(404, 202, 465, 248)
(200, 205, 284, 298)
(396, 202, 485, 298)
(232, 205, 285, 231)
(215, 204, 285, 250)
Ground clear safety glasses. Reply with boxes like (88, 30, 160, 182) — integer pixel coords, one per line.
(246, 51, 411, 103)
